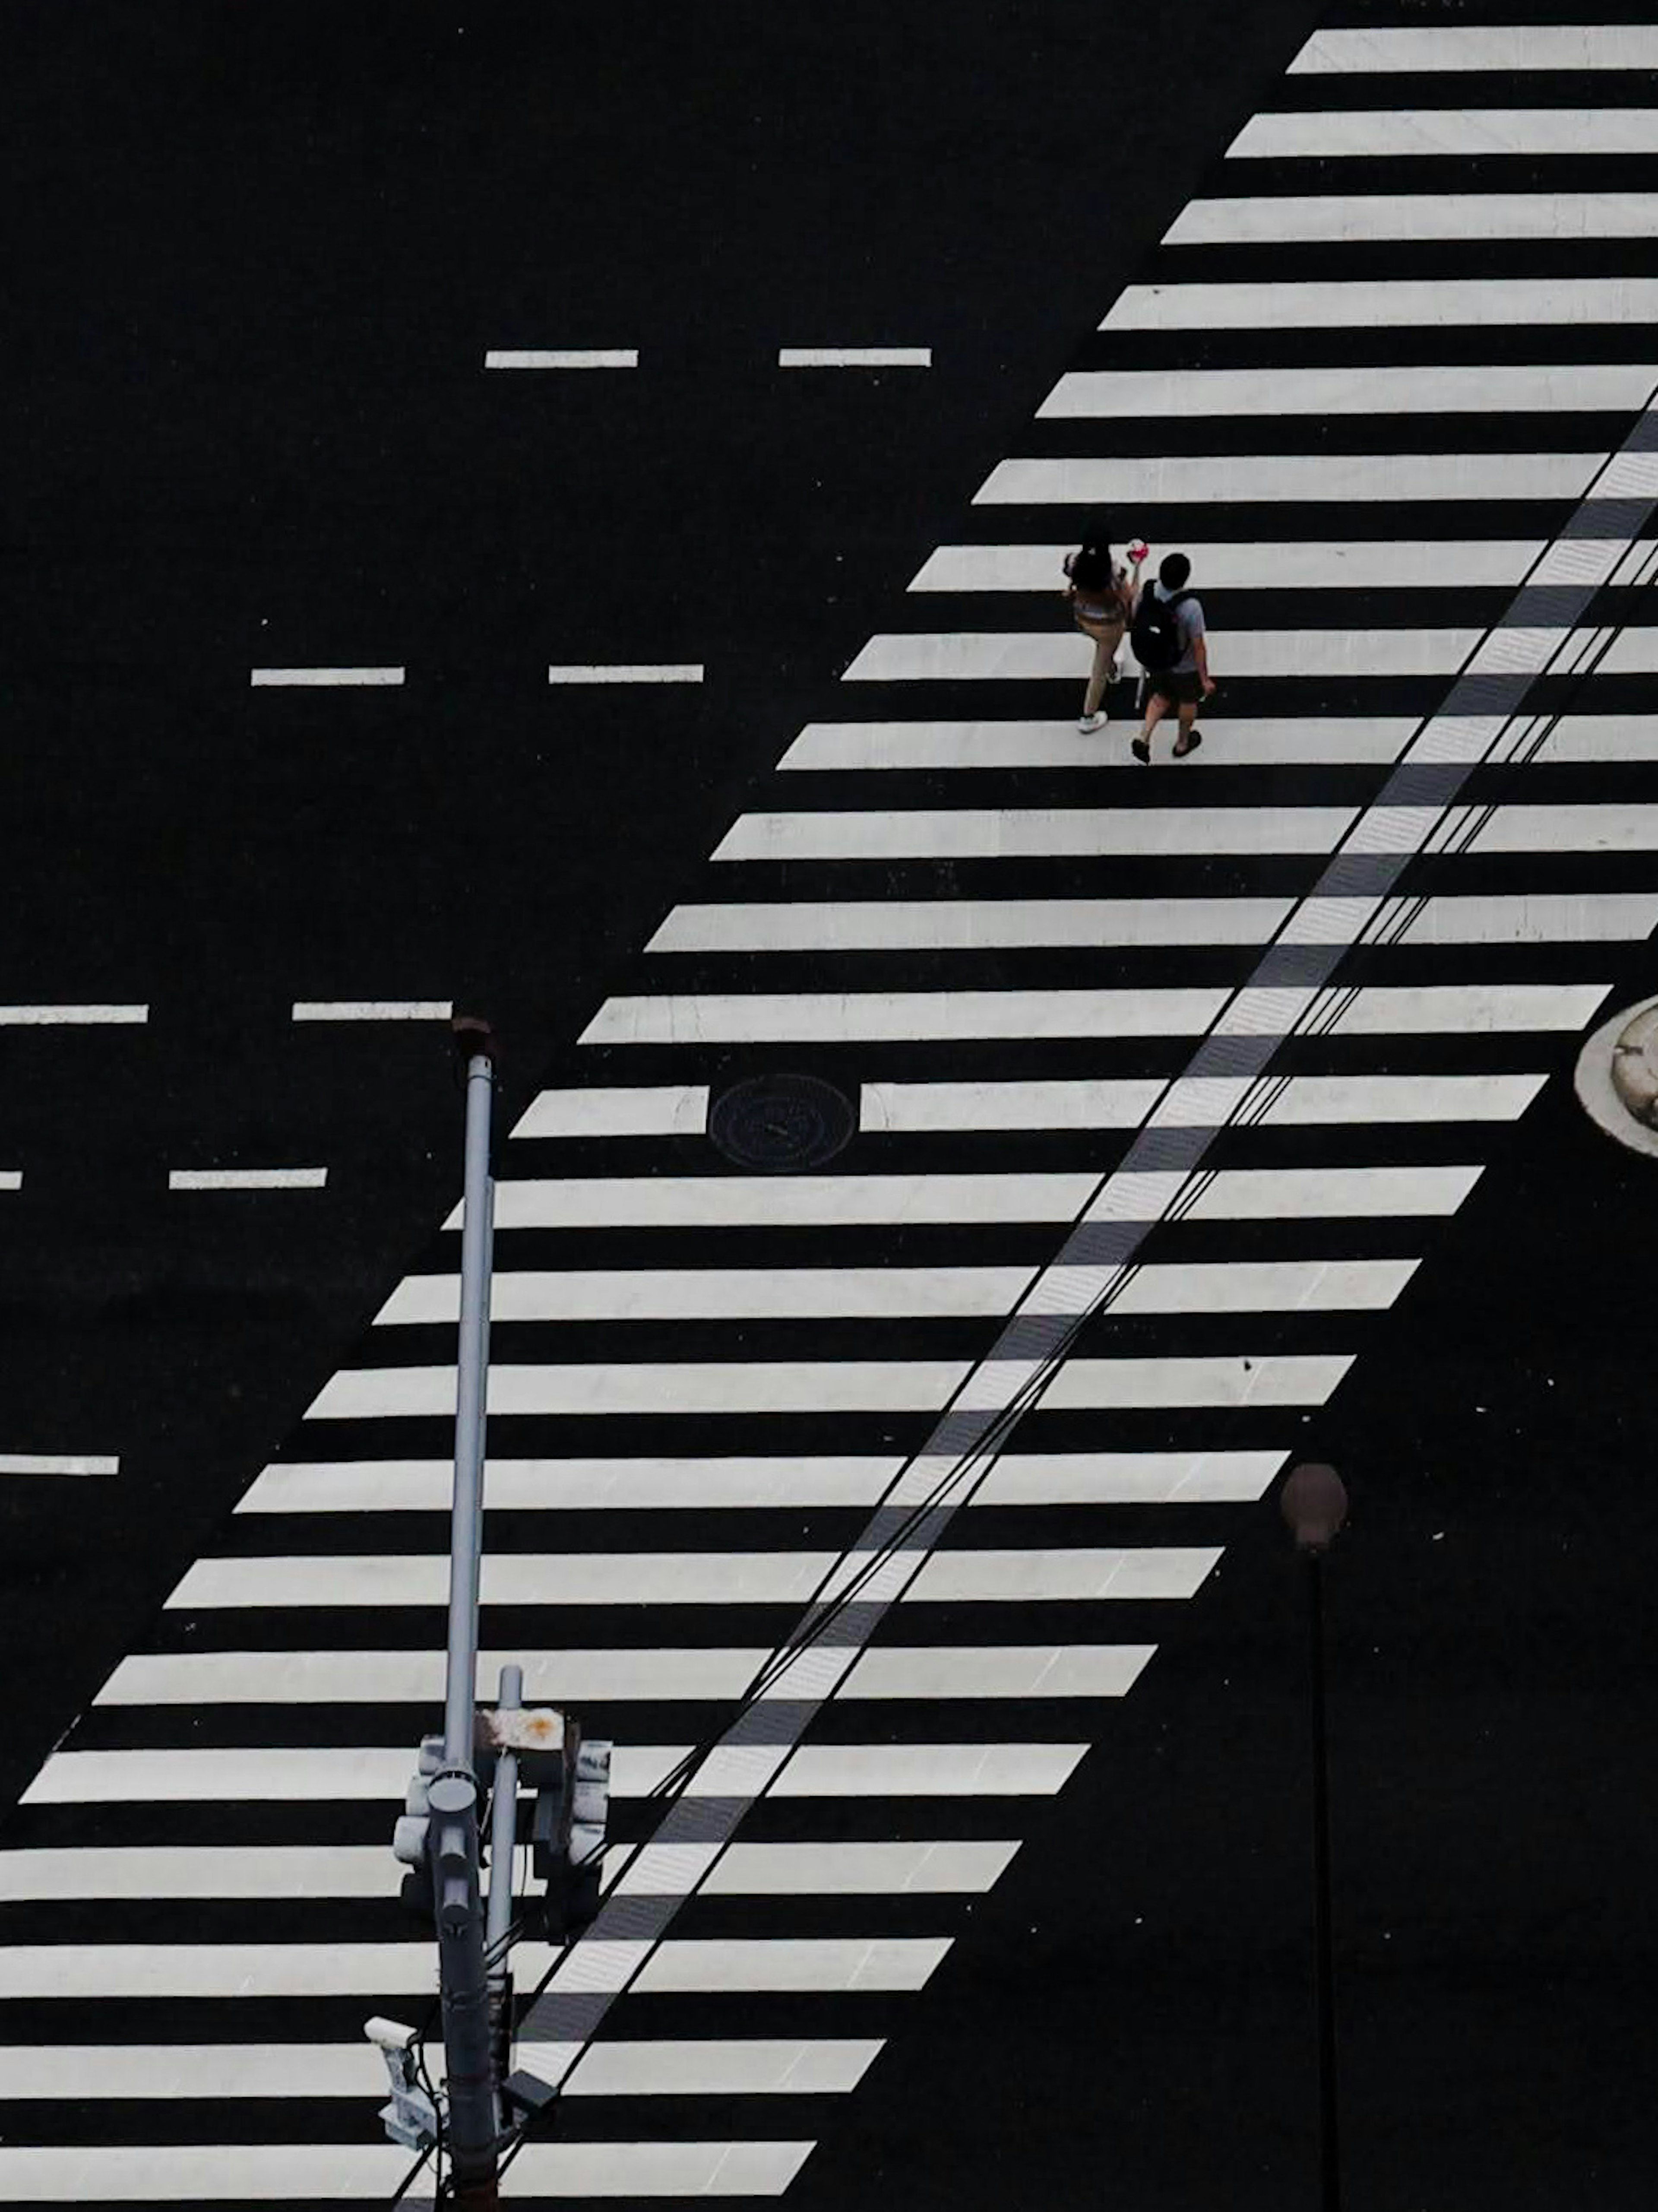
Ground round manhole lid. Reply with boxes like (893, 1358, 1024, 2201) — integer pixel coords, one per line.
(708, 1073, 858, 1172)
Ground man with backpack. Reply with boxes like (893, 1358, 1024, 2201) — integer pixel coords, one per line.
(1128, 550, 1213, 764)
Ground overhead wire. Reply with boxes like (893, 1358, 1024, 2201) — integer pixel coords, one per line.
(397, 503, 1658, 2202)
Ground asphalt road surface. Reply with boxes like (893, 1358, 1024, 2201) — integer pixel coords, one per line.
(3, 3, 1657, 2209)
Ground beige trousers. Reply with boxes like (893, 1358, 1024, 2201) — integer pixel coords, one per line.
(1076, 617, 1125, 715)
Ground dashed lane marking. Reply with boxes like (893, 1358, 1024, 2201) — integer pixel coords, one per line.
(547, 662, 705, 683)
(0, 1004, 147, 1025)
(484, 348, 638, 368)
(0, 1454, 119, 1477)
(778, 347, 932, 368)
(289, 999, 451, 1021)
(167, 1168, 329, 1191)
(249, 667, 404, 686)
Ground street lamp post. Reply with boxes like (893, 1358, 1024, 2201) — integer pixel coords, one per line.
(1281, 1461, 1350, 2212)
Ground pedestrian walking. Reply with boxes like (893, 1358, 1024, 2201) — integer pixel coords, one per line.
(1128, 550, 1214, 764)
(1062, 527, 1144, 733)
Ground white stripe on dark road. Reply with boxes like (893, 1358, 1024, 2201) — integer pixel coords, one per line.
(547, 663, 704, 683)
(778, 347, 932, 368)
(1231, 110, 1658, 159)
(512, 1086, 711, 1138)
(0, 1454, 118, 1477)
(484, 348, 638, 368)
(0, 2142, 811, 2201)
(842, 628, 1484, 680)
(1105, 278, 1658, 330)
(249, 667, 404, 686)
(232, 1450, 1287, 1514)
(1041, 365, 1658, 418)
(1168, 195, 1658, 246)
(776, 718, 1418, 768)
(96, 1642, 1158, 1706)
(908, 542, 1547, 591)
(712, 808, 1355, 861)
(1289, 24, 1658, 71)
(167, 1168, 328, 1192)
(462, 1164, 1481, 1231)
(289, 1000, 452, 1021)
(976, 452, 1597, 504)
(0, 1005, 148, 1025)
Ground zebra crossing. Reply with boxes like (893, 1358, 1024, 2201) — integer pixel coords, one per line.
(6, 7, 1658, 2202)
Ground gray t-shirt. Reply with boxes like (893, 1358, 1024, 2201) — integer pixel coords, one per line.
(1151, 578, 1205, 673)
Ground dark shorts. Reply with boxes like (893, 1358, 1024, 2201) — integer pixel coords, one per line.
(1147, 667, 1203, 707)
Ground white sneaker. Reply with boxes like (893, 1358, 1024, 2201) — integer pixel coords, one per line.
(1078, 711, 1106, 733)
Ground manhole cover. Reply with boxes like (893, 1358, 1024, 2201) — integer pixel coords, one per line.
(708, 1073, 858, 1172)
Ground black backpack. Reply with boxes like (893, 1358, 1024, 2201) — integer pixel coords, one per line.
(1130, 586, 1188, 672)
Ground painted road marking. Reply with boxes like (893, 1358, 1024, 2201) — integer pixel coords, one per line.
(484, 348, 638, 368)
(842, 627, 1485, 680)
(233, 1450, 1286, 1514)
(775, 717, 1418, 767)
(166, 1542, 1222, 1609)
(862, 1074, 1544, 1131)
(24, 1744, 1078, 1805)
(1168, 195, 1658, 247)
(547, 662, 704, 683)
(0, 1454, 118, 1476)
(909, 541, 1547, 591)
(249, 667, 404, 686)
(1231, 109, 1658, 159)
(304, 1355, 1348, 1423)
(0, 2142, 811, 2202)
(97, 1642, 1156, 1707)
(0, 2038, 875, 2101)
(1042, 365, 1658, 418)
(290, 999, 452, 1020)
(581, 988, 1234, 1044)
(712, 807, 1356, 861)
(466, 1164, 1481, 1231)
(0, 1838, 1012, 1900)
(1105, 277, 1658, 330)
(778, 346, 932, 368)
(375, 1257, 1413, 1327)
(650, 894, 1658, 954)
(167, 1168, 328, 1192)
(0, 1004, 147, 1026)
(975, 451, 1598, 504)
(512, 1085, 710, 1138)
(649, 897, 1294, 950)
(1289, 24, 1658, 72)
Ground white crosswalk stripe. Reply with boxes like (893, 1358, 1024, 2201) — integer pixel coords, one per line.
(15, 14, 1658, 2200)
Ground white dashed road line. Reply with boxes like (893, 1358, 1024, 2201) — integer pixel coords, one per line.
(167, 1169, 329, 1192)
(289, 1000, 452, 1022)
(0, 1005, 148, 1025)
(249, 667, 404, 687)
(778, 347, 932, 368)
(0, 1455, 119, 1477)
(547, 663, 705, 684)
(484, 349, 639, 368)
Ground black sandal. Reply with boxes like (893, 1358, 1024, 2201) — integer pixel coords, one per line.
(1173, 728, 1203, 759)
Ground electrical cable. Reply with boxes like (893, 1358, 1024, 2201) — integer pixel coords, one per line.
(405, 511, 1658, 2201)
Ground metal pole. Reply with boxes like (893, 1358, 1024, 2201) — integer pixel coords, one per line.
(446, 1048, 496, 1768)
(1305, 1547, 1342, 2212)
(485, 1664, 522, 2134)
(434, 1038, 499, 2209)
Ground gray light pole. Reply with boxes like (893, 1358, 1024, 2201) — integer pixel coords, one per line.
(1282, 1461, 1349, 2212)
(433, 1018, 500, 2209)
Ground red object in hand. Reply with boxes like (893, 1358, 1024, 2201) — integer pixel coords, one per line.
(1127, 540, 1149, 563)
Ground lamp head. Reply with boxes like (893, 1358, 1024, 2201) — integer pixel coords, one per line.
(1281, 1462, 1349, 1552)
